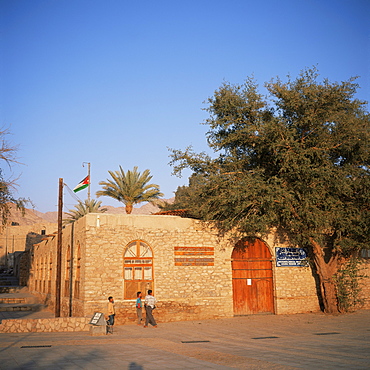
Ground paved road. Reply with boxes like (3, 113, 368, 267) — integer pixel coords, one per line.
(0, 309, 369, 369)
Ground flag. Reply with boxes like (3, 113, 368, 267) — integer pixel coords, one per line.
(73, 176, 90, 193)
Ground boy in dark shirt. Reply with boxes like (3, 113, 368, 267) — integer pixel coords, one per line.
(136, 291, 143, 325)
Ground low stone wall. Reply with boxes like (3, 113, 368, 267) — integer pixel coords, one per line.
(0, 317, 90, 333)
(84, 297, 233, 326)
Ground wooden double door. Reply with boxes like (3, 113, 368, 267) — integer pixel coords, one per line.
(232, 238, 274, 315)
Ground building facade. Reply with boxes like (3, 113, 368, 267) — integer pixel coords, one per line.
(27, 213, 369, 324)
(0, 222, 56, 273)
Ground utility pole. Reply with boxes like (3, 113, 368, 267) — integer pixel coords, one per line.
(55, 178, 63, 317)
(83, 162, 91, 202)
(69, 222, 74, 317)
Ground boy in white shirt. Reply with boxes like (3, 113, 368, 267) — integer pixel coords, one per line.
(144, 290, 157, 328)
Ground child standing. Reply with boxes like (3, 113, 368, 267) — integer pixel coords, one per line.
(136, 291, 143, 325)
(144, 289, 157, 328)
(106, 296, 115, 334)
(107, 296, 115, 325)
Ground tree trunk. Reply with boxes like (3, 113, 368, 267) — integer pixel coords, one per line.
(125, 203, 133, 214)
(309, 237, 340, 314)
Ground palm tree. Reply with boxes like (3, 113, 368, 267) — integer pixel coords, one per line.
(96, 166, 164, 214)
(64, 199, 107, 224)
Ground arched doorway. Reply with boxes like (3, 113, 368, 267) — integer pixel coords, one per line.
(232, 238, 274, 315)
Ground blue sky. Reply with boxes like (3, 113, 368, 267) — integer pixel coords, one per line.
(1, 0, 369, 213)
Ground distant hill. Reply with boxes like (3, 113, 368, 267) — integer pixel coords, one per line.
(6, 199, 175, 225)
(102, 202, 166, 216)
(6, 204, 53, 226)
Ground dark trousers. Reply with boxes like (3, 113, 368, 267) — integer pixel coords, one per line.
(136, 307, 142, 324)
(108, 314, 115, 326)
(145, 306, 157, 326)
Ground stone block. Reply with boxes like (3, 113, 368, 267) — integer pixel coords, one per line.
(89, 324, 106, 336)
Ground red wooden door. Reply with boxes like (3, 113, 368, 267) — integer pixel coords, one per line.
(232, 239, 274, 315)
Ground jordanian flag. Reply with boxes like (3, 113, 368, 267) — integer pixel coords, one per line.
(73, 176, 90, 193)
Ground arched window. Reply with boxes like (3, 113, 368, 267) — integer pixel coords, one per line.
(41, 256, 45, 293)
(35, 259, 39, 291)
(64, 246, 71, 297)
(48, 254, 52, 294)
(74, 244, 81, 299)
(123, 240, 153, 299)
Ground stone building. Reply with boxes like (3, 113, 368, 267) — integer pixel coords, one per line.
(0, 222, 56, 272)
(27, 213, 370, 324)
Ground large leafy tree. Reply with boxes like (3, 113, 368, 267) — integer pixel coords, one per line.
(96, 166, 164, 214)
(169, 68, 370, 314)
(64, 199, 107, 224)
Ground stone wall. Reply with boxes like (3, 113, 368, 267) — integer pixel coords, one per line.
(81, 214, 234, 324)
(18, 250, 31, 286)
(28, 213, 367, 323)
(360, 260, 370, 309)
(27, 219, 87, 318)
(0, 222, 56, 269)
(0, 317, 90, 333)
(274, 265, 321, 314)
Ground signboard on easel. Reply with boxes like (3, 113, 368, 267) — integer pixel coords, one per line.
(89, 312, 105, 326)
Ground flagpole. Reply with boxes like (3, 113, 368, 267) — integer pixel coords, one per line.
(55, 178, 63, 317)
(83, 162, 91, 202)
